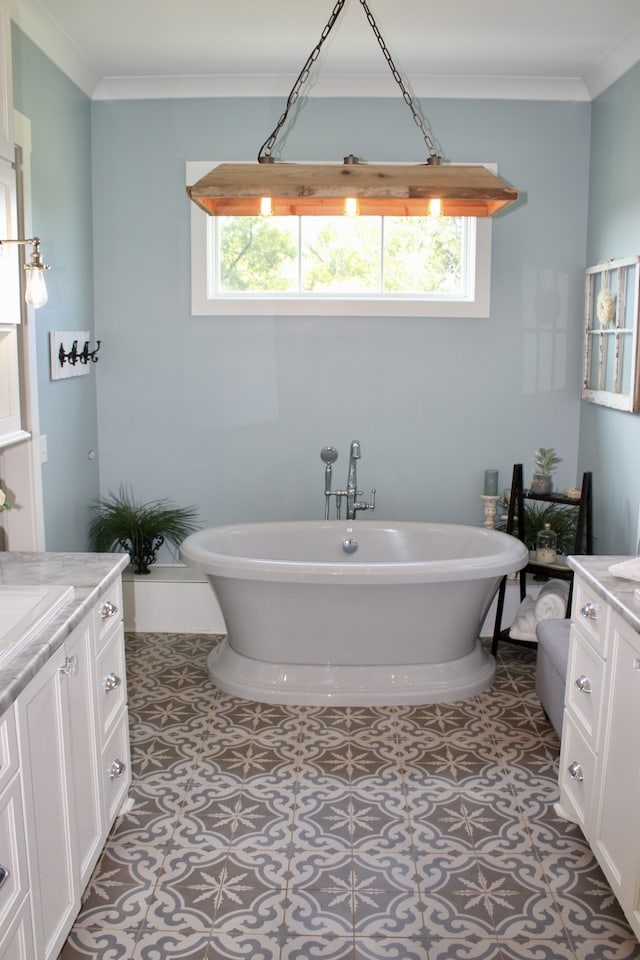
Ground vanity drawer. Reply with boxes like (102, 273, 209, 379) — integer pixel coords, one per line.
(0, 708, 17, 795)
(0, 775, 28, 935)
(101, 711, 131, 824)
(572, 577, 609, 657)
(94, 579, 123, 646)
(559, 717, 597, 836)
(95, 625, 127, 738)
(566, 626, 607, 747)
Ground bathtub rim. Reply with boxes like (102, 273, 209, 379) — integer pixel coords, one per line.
(180, 520, 528, 584)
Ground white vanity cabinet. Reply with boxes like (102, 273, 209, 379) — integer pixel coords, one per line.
(12, 577, 130, 960)
(558, 570, 640, 941)
(557, 575, 608, 835)
(93, 582, 131, 832)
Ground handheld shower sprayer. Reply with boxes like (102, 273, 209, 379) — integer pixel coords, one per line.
(321, 447, 339, 520)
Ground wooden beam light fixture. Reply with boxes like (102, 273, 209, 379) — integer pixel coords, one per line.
(187, 0, 519, 219)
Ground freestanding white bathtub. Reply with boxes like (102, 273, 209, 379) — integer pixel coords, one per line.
(180, 521, 528, 706)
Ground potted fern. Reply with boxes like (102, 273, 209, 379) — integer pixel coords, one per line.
(497, 502, 579, 555)
(88, 486, 199, 574)
(530, 447, 563, 494)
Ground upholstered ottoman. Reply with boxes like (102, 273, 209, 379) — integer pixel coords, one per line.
(535, 618, 571, 738)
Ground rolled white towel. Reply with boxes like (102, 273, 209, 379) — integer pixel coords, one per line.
(534, 579, 570, 621)
(509, 595, 537, 642)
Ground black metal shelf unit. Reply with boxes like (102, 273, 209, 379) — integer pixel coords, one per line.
(491, 463, 593, 656)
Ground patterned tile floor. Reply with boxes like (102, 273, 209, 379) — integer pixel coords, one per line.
(60, 634, 640, 960)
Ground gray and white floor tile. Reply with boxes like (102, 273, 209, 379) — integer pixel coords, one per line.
(59, 634, 640, 960)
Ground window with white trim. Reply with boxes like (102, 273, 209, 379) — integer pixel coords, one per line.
(188, 162, 493, 318)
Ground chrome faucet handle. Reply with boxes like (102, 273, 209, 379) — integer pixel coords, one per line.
(354, 489, 376, 513)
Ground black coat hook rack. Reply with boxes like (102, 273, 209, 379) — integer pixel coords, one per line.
(58, 339, 101, 367)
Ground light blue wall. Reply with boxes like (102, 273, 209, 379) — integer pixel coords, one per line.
(91, 97, 590, 547)
(9, 22, 596, 551)
(11, 27, 99, 550)
(579, 61, 640, 554)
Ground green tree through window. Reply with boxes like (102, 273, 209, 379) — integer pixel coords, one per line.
(215, 215, 467, 298)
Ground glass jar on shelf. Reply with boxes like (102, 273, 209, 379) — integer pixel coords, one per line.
(536, 523, 557, 564)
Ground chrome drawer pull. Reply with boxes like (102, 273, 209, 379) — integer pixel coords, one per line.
(104, 672, 122, 693)
(110, 758, 126, 780)
(580, 602, 598, 621)
(568, 761, 584, 782)
(575, 675, 592, 694)
(60, 655, 78, 678)
(0, 865, 9, 889)
(101, 600, 118, 620)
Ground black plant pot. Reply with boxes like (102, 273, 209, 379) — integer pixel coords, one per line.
(119, 535, 165, 575)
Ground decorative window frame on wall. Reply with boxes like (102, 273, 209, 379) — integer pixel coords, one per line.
(187, 161, 494, 319)
(582, 256, 640, 412)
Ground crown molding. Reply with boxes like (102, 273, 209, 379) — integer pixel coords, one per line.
(91, 72, 591, 102)
(11, 0, 98, 96)
(13, 0, 638, 104)
(583, 15, 640, 98)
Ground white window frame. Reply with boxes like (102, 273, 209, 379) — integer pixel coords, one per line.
(188, 161, 493, 318)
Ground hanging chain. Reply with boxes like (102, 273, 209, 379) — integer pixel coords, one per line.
(258, 0, 348, 162)
(257, 0, 442, 163)
(359, 0, 440, 160)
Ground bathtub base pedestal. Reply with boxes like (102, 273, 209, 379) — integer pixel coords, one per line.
(207, 638, 496, 706)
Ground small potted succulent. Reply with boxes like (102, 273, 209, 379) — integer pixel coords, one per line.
(531, 447, 563, 494)
(88, 485, 199, 574)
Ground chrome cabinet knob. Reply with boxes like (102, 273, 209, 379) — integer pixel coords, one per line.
(104, 672, 122, 693)
(0, 865, 9, 889)
(575, 674, 592, 694)
(60, 655, 78, 678)
(568, 761, 584, 782)
(110, 758, 126, 780)
(101, 600, 118, 620)
(580, 602, 598, 621)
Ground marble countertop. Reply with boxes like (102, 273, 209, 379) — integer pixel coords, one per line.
(569, 555, 640, 633)
(0, 551, 129, 716)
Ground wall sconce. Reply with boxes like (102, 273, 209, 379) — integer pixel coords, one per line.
(0, 237, 50, 308)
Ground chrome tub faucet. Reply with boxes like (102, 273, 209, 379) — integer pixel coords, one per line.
(321, 440, 376, 520)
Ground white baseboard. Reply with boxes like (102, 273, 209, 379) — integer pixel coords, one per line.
(122, 564, 225, 633)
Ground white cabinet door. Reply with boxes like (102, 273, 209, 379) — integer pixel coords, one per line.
(16, 649, 78, 960)
(64, 619, 104, 889)
(594, 612, 640, 917)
